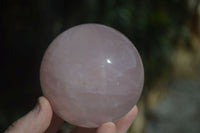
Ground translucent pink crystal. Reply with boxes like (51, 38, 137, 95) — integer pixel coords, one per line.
(40, 24, 144, 128)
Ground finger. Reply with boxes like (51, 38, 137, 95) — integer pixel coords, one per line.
(44, 113, 64, 133)
(71, 127, 96, 133)
(96, 122, 116, 133)
(5, 96, 53, 133)
(115, 106, 138, 133)
(71, 122, 117, 133)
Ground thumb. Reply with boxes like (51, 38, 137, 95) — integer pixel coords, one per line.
(4, 96, 53, 133)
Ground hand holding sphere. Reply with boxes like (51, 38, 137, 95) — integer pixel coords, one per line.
(5, 24, 144, 133)
(40, 24, 144, 127)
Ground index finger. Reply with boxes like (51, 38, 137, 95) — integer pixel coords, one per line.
(115, 106, 138, 133)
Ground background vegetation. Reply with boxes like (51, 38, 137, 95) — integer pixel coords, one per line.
(0, 0, 200, 132)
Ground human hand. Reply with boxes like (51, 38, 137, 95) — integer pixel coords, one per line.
(4, 96, 138, 133)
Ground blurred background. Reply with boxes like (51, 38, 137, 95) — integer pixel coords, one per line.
(0, 0, 200, 132)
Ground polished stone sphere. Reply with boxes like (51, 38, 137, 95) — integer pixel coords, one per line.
(40, 24, 144, 128)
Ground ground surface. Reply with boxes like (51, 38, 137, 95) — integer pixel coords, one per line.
(145, 73, 200, 133)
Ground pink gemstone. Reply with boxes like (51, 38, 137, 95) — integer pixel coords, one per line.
(40, 24, 144, 128)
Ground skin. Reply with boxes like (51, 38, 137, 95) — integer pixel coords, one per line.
(4, 96, 138, 133)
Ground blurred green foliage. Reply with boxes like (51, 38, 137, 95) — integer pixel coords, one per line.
(0, 0, 197, 132)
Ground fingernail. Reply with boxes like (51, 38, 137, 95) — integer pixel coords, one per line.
(103, 122, 115, 126)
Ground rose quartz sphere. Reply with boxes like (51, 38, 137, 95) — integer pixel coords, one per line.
(40, 24, 144, 128)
